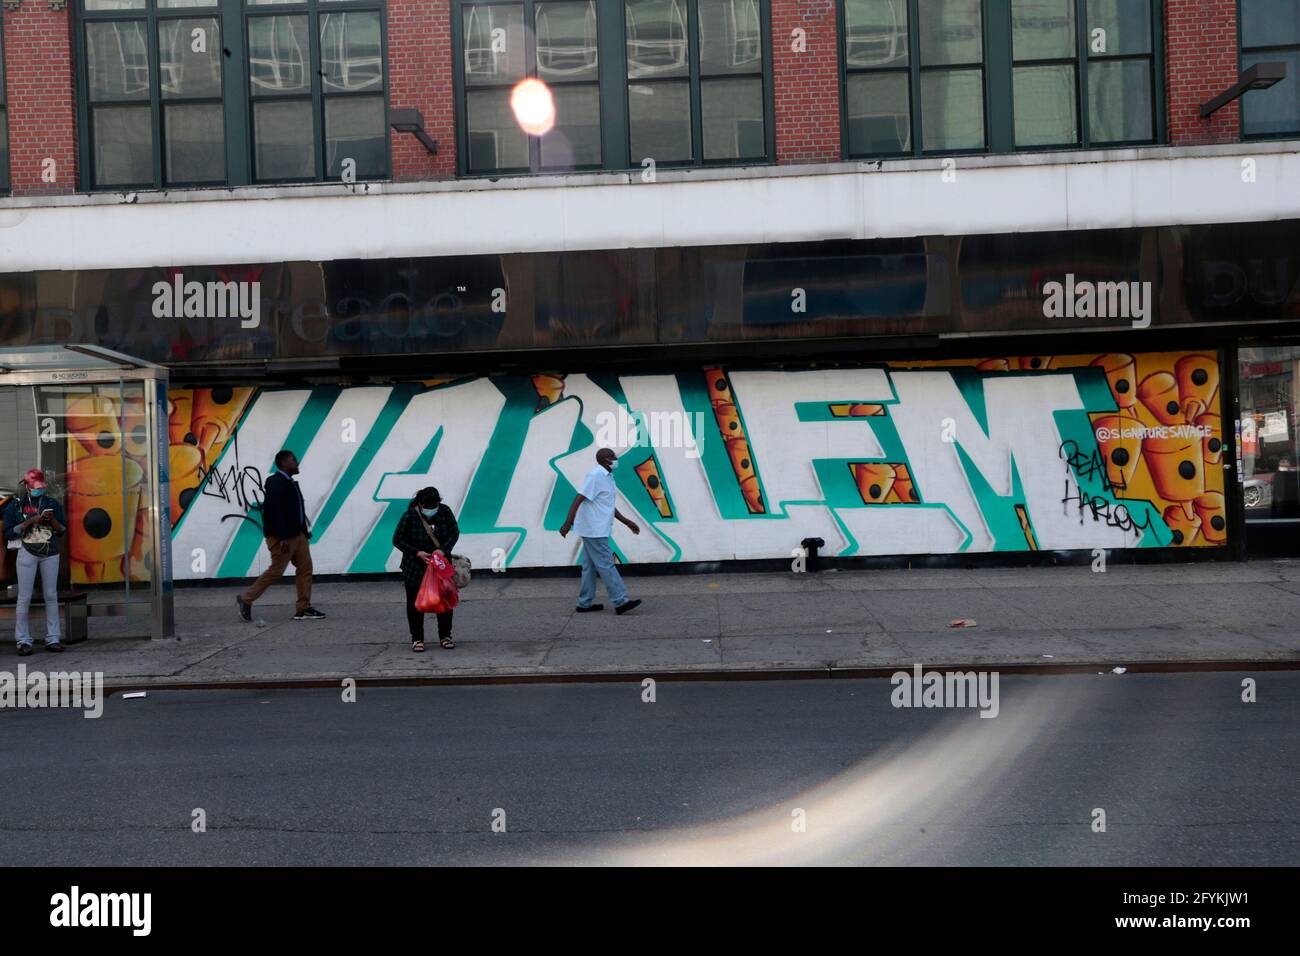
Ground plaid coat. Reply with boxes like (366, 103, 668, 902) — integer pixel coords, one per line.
(392, 503, 460, 589)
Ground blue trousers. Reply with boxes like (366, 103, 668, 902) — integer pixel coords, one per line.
(578, 536, 629, 608)
(15, 550, 61, 647)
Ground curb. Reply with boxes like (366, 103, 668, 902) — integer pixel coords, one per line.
(99, 657, 1300, 695)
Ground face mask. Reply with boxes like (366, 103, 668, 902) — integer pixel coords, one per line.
(421, 507, 438, 517)
(609, 459, 620, 471)
(30, 488, 44, 499)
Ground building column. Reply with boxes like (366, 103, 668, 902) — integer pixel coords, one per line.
(771, 0, 841, 164)
(386, 0, 457, 181)
(1165, 0, 1240, 145)
(2, 6, 77, 196)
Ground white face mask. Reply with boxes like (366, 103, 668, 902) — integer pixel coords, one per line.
(609, 458, 620, 471)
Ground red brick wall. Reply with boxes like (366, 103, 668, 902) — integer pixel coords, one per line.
(387, 0, 456, 180)
(770, 0, 841, 163)
(1165, 0, 1240, 145)
(2, 7, 77, 196)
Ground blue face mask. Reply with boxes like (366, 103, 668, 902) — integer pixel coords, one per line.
(421, 507, 438, 517)
(30, 488, 45, 499)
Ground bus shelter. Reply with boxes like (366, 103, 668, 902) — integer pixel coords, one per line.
(0, 345, 174, 639)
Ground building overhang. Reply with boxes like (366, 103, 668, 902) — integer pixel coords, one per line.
(0, 142, 1298, 274)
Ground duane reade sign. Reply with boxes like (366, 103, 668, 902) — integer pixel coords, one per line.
(1042, 274, 1153, 328)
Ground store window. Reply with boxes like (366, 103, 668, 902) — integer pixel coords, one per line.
(454, 0, 773, 175)
(75, 0, 389, 190)
(840, 0, 1160, 158)
(1240, 346, 1300, 521)
(1239, 0, 1300, 138)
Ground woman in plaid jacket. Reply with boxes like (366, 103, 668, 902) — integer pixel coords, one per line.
(391, 487, 460, 651)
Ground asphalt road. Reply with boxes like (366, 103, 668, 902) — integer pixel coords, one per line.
(1, 672, 1296, 866)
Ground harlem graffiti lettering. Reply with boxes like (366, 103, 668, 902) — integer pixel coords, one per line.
(1061, 480, 1155, 536)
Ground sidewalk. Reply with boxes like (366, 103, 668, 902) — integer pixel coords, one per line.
(10, 561, 1300, 688)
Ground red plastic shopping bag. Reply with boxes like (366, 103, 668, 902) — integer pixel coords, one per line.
(432, 551, 460, 610)
(416, 551, 458, 613)
(415, 557, 447, 614)
(437, 566, 460, 610)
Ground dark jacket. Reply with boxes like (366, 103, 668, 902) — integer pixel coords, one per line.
(3, 493, 67, 556)
(392, 502, 459, 589)
(260, 472, 309, 540)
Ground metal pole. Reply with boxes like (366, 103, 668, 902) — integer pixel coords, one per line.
(145, 376, 176, 639)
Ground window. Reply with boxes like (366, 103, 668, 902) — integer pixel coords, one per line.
(461, 0, 603, 172)
(246, 0, 388, 183)
(1, 19, 9, 193)
(75, 0, 389, 190)
(1239, 0, 1300, 138)
(627, 0, 768, 164)
(840, 0, 1160, 158)
(453, 0, 773, 175)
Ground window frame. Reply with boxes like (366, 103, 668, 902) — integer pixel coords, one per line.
(837, 0, 1166, 161)
(73, 0, 392, 192)
(451, 0, 775, 177)
(1237, 0, 1300, 141)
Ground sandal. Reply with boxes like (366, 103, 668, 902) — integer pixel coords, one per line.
(440, 637, 456, 650)
(412, 641, 426, 653)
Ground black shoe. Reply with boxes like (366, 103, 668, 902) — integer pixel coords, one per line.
(575, 604, 605, 613)
(236, 596, 253, 622)
(16, 644, 33, 656)
(294, 607, 327, 620)
(615, 599, 642, 616)
(45, 642, 64, 653)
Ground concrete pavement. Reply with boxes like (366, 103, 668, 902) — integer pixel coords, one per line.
(9, 559, 1300, 688)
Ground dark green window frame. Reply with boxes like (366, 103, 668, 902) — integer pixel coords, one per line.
(1238, 0, 1300, 140)
(74, 0, 391, 192)
(1, 18, 9, 194)
(838, 0, 1165, 160)
(451, 0, 775, 176)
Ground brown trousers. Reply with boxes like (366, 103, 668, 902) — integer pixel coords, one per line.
(240, 534, 313, 614)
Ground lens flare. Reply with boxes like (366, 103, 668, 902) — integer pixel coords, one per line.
(511, 78, 556, 136)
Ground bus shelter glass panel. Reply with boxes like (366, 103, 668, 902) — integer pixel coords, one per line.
(26, 380, 159, 628)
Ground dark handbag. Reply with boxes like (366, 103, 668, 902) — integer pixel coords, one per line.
(416, 510, 471, 588)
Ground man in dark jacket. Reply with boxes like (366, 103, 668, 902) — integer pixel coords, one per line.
(237, 450, 325, 621)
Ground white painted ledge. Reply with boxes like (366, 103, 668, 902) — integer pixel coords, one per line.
(0, 142, 1296, 272)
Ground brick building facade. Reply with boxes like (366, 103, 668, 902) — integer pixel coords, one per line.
(0, 0, 1263, 197)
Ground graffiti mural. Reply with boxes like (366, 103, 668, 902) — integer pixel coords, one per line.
(61, 351, 1228, 583)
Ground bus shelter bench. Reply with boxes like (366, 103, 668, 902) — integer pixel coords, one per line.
(0, 591, 89, 645)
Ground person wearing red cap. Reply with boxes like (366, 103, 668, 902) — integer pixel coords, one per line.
(3, 468, 68, 654)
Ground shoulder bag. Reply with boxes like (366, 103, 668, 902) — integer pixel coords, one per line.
(416, 510, 471, 589)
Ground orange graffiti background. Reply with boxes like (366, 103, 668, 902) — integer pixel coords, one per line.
(892, 352, 1226, 547)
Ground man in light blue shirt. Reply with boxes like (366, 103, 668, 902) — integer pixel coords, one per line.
(560, 447, 642, 615)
